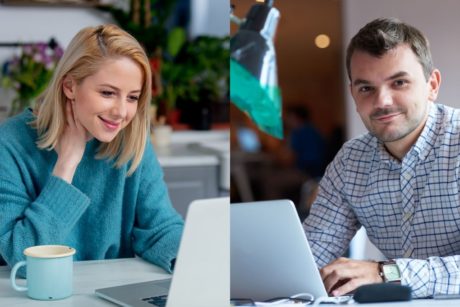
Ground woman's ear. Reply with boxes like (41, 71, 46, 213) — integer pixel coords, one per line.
(62, 75, 76, 99)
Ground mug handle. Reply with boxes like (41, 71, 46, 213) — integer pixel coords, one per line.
(10, 261, 27, 292)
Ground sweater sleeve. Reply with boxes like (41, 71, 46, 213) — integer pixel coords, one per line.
(131, 141, 184, 273)
(0, 142, 90, 268)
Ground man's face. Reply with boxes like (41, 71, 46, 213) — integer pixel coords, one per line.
(349, 44, 439, 145)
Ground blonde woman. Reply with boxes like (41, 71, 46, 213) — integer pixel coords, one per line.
(0, 24, 183, 273)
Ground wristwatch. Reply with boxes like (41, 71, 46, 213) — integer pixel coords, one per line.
(378, 260, 401, 283)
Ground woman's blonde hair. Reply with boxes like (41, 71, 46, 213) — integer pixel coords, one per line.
(33, 24, 152, 176)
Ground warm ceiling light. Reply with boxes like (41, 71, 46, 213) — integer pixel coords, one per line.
(315, 34, 330, 48)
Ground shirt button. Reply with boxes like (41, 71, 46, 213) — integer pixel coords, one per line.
(403, 172, 412, 181)
(404, 246, 414, 258)
(403, 212, 412, 222)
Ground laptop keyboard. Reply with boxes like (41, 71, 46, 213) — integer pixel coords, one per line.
(142, 294, 168, 307)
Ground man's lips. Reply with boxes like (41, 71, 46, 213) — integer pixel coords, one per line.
(371, 111, 402, 123)
(370, 109, 404, 123)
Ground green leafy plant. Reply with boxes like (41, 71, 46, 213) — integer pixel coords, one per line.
(160, 34, 230, 107)
(98, 0, 178, 57)
(1, 41, 63, 115)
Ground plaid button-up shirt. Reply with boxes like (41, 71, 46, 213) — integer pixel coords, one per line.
(303, 103, 460, 298)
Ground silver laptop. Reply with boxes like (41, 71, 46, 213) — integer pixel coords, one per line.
(231, 199, 329, 301)
(95, 197, 229, 307)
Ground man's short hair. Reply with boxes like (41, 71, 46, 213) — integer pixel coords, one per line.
(346, 17, 433, 81)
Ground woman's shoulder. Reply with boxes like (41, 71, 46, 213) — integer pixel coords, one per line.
(0, 109, 38, 150)
(122, 136, 159, 177)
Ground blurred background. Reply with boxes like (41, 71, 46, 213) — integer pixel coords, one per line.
(230, 0, 344, 220)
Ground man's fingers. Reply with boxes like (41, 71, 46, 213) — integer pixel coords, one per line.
(331, 278, 365, 297)
(322, 266, 356, 293)
(320, 257, 349, 278)
(322, 270, 341, 293)
(320, 258, 382, 296)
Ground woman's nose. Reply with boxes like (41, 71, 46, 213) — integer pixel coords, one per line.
(112, 99, 127, 118)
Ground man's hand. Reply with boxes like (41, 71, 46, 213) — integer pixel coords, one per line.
(320, 257, 383, 297)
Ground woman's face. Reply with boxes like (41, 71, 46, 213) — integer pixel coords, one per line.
(64, 57, 143, 143)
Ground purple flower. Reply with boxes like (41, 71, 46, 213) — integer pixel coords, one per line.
(54, 46, 64, 59)
(33, 53, 44, 64)
(36, 42, 47, 53)
(1, 39, 64, 104)
(22, 45, 33, 55)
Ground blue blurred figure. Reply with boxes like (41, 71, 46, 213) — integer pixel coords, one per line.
(285, 106, 326, 178)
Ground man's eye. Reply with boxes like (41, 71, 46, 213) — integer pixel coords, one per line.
(359, 86, 372, 93)
(394, 80, 407, 87)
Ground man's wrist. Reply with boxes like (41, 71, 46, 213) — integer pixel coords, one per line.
(374, 261, 384, 282)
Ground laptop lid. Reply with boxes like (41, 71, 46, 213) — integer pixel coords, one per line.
(230, 199, 328, 301)
(166, 197, 229, 307)
(95, 197, 229, 307)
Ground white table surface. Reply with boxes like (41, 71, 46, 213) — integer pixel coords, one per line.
(1, 257, 171, 306)
(2, 257, 460, 306)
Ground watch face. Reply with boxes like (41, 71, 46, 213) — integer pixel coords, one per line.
(383, 264, 401, 281)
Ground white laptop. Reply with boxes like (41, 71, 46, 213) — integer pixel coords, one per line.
(95, 197, 229, 307)
(231, 199, 329, 302)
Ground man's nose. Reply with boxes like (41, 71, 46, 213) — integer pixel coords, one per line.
(374, 88, 393, 108)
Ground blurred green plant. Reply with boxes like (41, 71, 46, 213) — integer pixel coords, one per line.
(160, 31, 230, 108)
(98, 0, 178, 57)
(1, 41, 63, 115)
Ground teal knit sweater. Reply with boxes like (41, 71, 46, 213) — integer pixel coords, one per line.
(0, 109, 184, 273)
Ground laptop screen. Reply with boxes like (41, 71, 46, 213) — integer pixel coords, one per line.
(231, 199, 328, 301)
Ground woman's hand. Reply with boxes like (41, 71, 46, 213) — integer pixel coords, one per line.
(52, 99, 91, 183)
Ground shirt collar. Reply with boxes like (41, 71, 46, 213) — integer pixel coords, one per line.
(411, 103, 438, 161)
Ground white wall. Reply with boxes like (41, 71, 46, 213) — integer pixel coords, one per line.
(343, 0, 460, 139)
(0, 7, 113, 64)
(190, 0, 229, 37)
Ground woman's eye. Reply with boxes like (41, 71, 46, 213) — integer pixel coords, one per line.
(101, 90, 114, 97)
(128, 95, 139, 102)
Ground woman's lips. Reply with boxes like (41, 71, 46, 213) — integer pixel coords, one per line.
(99, 116, 121, 130)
